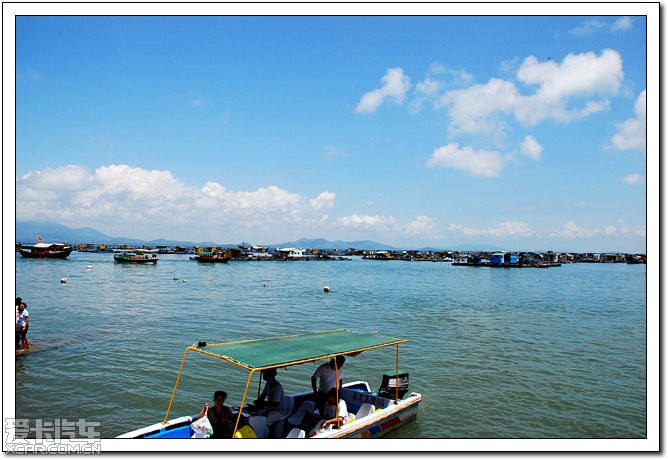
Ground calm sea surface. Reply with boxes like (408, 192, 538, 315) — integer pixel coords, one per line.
(14, 253, 646, 439)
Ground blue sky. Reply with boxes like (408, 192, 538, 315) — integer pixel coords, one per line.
(13, 13, 651, 251)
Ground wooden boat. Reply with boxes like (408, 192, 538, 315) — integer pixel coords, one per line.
(193, 252, 230, 263)
(18, 243, 73, 259)
(113, 250, 159, 264)
(117, 329, 422, 439)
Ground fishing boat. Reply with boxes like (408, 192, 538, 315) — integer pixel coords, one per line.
(192, 252, 230, 263)
(113, 250, 159, 264)
(18, 243, 73, 259)
(117, 329, 422, 439)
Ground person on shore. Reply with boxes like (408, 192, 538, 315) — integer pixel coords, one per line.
(199, 390, 235, 438)
(253, 368, 286, 436)
(311, 356, 345, 413)
(15, 302, 30, 350)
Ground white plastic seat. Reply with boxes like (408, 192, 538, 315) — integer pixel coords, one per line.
(285, 428, 305, 438)
(287, 400, 316, 426)
(355, 403, 376, 419)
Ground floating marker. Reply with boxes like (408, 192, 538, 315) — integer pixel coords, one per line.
(323, 286, 330, 293)
(60, 278, 68, 284)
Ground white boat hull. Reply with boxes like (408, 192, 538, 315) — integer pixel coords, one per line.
(117, 382, 421, 439)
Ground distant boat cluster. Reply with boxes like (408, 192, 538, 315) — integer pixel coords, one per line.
(16, 241, 647, 266)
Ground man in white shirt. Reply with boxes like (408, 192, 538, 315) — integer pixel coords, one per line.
(311, 356, 345, 413)
(322, 388, 349, 428)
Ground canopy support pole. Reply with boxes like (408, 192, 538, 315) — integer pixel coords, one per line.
(334, 356, 340, 429)
(163, 347, 192, 424)
(233, 370, 256, 437)
(395, 344, 400, 405)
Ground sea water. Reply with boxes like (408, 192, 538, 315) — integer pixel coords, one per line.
(14, 253, 646, 438)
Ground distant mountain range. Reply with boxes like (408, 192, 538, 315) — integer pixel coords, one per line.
(15, 221, 507, 252)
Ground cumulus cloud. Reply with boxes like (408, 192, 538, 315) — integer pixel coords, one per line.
(16, 164, 334, 239)
(611, 90, 646, 150)
(447, 220, 535, 238)
(405, 215, 437, 236)
(439, 49, 623, 139)
(550, 220, 599, 238)
(426, 143, 508, 177)
(309, 191, 336, 210)
(519, 135, 542, 161)
(353, 67, 411, 113)
(569, 16, 633, 36)
(335, 214, 397, 230)
(622, 173, 644, 185)
(611, 16, 634, 31)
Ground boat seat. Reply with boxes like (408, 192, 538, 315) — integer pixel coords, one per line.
(355, 403, 376, 419)
(266, 396, 295, 438)
(287, 400, 315, 427)
(248, 415, 268, 439)
(285, 428, 305, 438)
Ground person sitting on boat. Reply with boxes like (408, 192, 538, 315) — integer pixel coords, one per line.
(253, 368, 286, 436)
(15, 302, 30, 351)
(311, 355, 345, 413)
(306, 388, 349, 435)
(198, 390, 235, 438)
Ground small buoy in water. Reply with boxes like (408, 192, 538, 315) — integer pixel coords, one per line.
(86, 265, 93, 270)
(263, 283, 269, 287)
(60, 278, 68, 284)
(173, 276, 179, 281)
(182, 280, 188, 283)
(323, 286, 330, 293)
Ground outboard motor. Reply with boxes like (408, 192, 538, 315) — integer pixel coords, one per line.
(377, 371, 410, 399)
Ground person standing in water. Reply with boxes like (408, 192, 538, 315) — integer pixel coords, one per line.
(16, 301, 30, 350)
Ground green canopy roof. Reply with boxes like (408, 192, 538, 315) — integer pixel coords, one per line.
(193, 329, 406, 371)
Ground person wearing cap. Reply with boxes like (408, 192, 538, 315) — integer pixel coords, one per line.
(253, 368, 287, 436)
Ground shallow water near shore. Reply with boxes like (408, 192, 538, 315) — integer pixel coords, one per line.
(14, 253, 646, 439)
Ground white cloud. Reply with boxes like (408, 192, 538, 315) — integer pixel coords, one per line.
(426, 143, 508, 177)
(568, 19, 607, 36)
(309, 191, 336, 210)
(353, 67, 411, 113)
(550, 220, 599, 238)
(611, 90, 646, 150)
(622, 173, 644, 185)
(16, 164, 334, 239)
(336, 214, 397, 230)
(604, 219, 645, 237)
(447, 220, 534, 238)
(405, 215, 437, 236)
(321, 145, 347, 159)
(519, 135, 542, 161)
(611, 16, 633, 31)
(191, 98, 206, 107)
(569, 17, 633, 36)
(439, 50, 623, 139)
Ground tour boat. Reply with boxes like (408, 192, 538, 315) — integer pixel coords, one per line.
(116, 329, 422, 439)
(113, 250, 159, 264)
(18, 243, 73, 259)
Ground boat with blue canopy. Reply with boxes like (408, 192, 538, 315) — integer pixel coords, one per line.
(117, 329, 421, 439)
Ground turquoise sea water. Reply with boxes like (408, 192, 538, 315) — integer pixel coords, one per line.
(14, 253, 646, 439)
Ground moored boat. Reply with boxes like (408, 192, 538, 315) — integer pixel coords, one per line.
(113, 250, 159, 264)
(117, 329, 421, 439)
(18, 243, 73, 259)
(193, 252, 230, 263)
